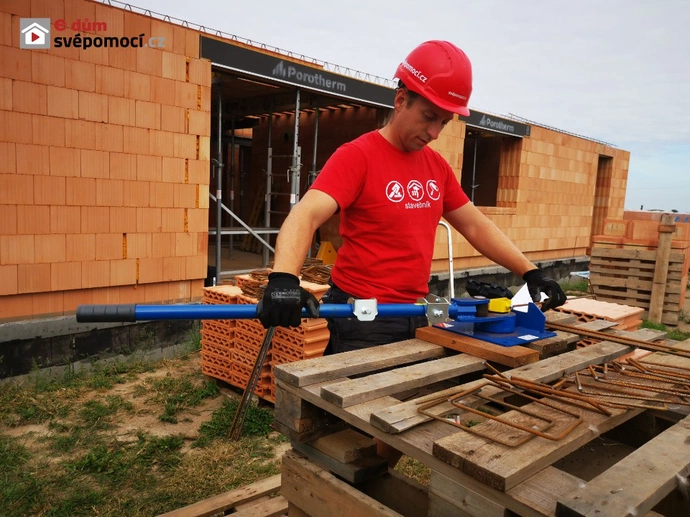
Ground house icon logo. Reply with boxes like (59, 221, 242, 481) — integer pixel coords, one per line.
(20, 18, 51, 49)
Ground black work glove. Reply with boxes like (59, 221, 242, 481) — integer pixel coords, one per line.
(522, 268, 567, 312)
(257, 272, 320, 328)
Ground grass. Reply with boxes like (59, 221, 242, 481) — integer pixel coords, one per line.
(640, 320, 690, 342)
(0, 329, 284, 517)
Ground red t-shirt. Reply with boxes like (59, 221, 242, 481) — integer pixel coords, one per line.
(310, 130, 470, 303)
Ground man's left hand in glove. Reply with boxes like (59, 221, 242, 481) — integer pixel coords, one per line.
(522, 268, 567, 311)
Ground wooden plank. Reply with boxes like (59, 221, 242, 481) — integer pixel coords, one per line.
(569, 320, 619, 332)
(281, 450, 403, 517)
(429, 469, 507, 517)
(649, 214, 675, 323)
(292, 441, 388, 484)
(590, 246, 686, 265)
(415, 326, 539, 368)
(273, 339, 446, 387)
(310, 428, 377, 463)
(524, 331, 579, 359)
(589, 274, 683, 294)
(274, 385, 341, 436)
(555, 413, 690, 517)
(507, 467, 583, 517)
(370, 341, 632, 434)
(232, 495, 288, 517)
(320, 354, 485, 407)
(156, 474, 281, 517)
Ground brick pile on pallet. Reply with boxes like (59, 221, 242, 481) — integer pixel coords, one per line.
(199, 285, 243, 387)
(553, 297, 644, 347)
(590, 215, 690, 325)
(200, 274, 330, 403)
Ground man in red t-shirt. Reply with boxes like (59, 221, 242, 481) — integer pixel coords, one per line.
(258, 41, 566, 353)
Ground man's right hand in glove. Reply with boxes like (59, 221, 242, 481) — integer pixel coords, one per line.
(257, 272, 320, 328)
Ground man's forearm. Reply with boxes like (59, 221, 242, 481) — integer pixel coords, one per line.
(271, 205, 319, 277)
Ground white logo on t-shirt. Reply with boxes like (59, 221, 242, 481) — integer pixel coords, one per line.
(426, 180, 440, 201)
(407, 180, 424, 201)
(386, 181, 404, 202)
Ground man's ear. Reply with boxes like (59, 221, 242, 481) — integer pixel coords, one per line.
(393, 88, 407, 112)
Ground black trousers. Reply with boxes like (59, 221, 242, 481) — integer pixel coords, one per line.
(321, 282, 428, 355)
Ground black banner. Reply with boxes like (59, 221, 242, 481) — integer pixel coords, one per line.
(200, 37, 394, 108)
(459, 111, 530, 137)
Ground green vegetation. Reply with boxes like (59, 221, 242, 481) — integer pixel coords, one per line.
(558, 278, 591, 294)
(640, 320, 690, 342)
(0, 333, 284, 517)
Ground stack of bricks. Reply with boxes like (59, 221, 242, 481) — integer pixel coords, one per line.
(199, 285, 242, 386)
(552, 297, 644, 347)
(200, 276, 330, 403)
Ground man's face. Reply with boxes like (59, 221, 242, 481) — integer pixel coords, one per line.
(393, 89, 454, 152)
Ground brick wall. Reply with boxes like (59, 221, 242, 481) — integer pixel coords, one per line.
(0, 0, 211, 322)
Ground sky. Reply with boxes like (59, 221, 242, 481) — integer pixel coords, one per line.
(126, 0, 690, 212)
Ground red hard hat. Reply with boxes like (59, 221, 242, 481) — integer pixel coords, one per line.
(394, 41, 473, 116)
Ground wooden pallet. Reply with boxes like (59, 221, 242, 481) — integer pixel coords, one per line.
(274, 331, 690, 516)
(589, 246, 688, 325)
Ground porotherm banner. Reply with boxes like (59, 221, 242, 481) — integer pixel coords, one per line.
(200, 37, 394, 108)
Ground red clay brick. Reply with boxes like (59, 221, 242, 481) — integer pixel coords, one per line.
(162, 208, 185, 233)
(136, 207, 162, 233)
(0, 205, 17, 234)
(1, 46, 32, 82)
(175, 232, 196, 256)
(186, 255, 207, 279)
(173, 133, 197, 159)
(0, 13, 10, 47)
(81, 206, 109, 233)
(109, 152, 137, 180)
(0, 110, 33, 144)
(95, 2, 125, 35)
(12, 80, 47, 115)
(124, 11, 152, 44)
(30, 0, 64, 19)
(79, 46, 109, 67)
(32, 114, 66, 147)
(17, 263, 50, 293)
(135, 100, 160, 130)
(109, 46, 137, 72)
(32, 291, 65, 317)
(46, 85, 79, 119)
(0, 173, 33, 204)
(95, 233, 124, 261)
(162, 52, 186, 81)
(150, 130, 175, 157)
(49, 146, 81, 177)
(35, 234, 66, 263)
(95, 124, 124, 153)
(123, 71, 151, 101)
(80, 149, 109, 179)
(0, 78, 10, 110)
(136, 155, 162, 182)
(162, 157, 185, 183)
(123, 126, 150, 154)
(163, 256, 186, 281)
(65, 119, 97, 150)
(0, 234, 34, 265)
(64, 288, 92, 314)
(16, 205, 50, 235)
(187, 159, 210, 185)
(136, 47, 162, 77)
(51, 261, 82, 291)
(95, 65, 125, 97)
(198, 136, 210, 161)
(66, 176, 96, 206)
(16, 143, 50, 175)
(108, 96, 136, 126)
(149, 181, 174, 208)
(139, 258, 164, 284)
(151, 232, 173, 257)
(125, 233, 151, 258)
(186, 30, 200, 58)
(0, 264, 18, 295)
(174, 183, 197, 208)
(32, 53, 65, 87)
(151, 76, 176, 106)
(50, 205, 81, 233)
(34, 175, 66, 205)
(66, 233, 95, 261)
(150, 19, 175, 52)
(82, 260, 111, 289)
(188, 109, 210, 136)
(96, 179, 124, 206)
(65, 59, 96, 92)
(0, 142, 15, 174)
(78, 91, 108, 122)
(123, 179, 149, 208)
(110, 207, 137, 234)
(0, 293, 33, 321)
(161, 104, 186, 133)
(175, 81, 197, 110)
(110, 258, 137, 285)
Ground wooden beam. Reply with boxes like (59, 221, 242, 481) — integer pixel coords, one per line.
(415, 327, 539, 368)
(556, 412, 690, 517)
(649, 214, 675, 323)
